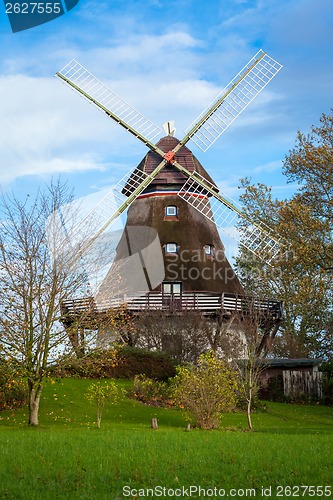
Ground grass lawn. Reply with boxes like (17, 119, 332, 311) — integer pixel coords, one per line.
(0, 378, 332, 499)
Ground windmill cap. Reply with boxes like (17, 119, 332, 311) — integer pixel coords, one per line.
(122, 136, 219, 196)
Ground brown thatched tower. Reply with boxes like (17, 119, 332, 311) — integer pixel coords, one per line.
(96, 135, 243, 302)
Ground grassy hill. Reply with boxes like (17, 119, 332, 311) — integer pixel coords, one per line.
(0, 378, 332, 499)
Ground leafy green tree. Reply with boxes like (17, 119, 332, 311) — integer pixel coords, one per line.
(84, 381, 118, 428)
(171, 352, 238, 429)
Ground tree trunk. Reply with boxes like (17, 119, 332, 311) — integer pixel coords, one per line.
(151, 418, 158, 429)
(28, 383, 43, 426)
(247, 396, 253, 431)
(67, 325, 85, 358)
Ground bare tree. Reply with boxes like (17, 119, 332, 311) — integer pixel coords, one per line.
(237, 319, 266, 431)
(132, 310, 208, 363)
(221, 304, 278, 431)
(127, 309, 239, 365)
(0, 180, 87, 426)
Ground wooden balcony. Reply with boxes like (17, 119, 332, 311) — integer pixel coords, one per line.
(60, 291, 283, 327)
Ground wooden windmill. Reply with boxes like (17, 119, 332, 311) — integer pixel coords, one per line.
(56, 50, 284, 350)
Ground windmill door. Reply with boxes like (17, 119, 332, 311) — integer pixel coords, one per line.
(162, 282, 182, 310)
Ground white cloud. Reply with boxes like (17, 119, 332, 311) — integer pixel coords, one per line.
(0, 73, 141, 185)
(0, 31, 231, 186)
(253, 160, 283, 174)
(0, 29, 220, 185)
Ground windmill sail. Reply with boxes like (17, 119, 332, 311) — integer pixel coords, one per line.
(67, 167, 149, 249)
(183, 50, 282, 152)
(178, 172, 281, 263)
(56, 59, 162, 146)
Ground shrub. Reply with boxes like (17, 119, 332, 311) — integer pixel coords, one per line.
(52, 346, 176, 380)
(259, 375, 285, 402)
(115, 346, 176, 380)
(171, 352, 239, 429)
(84, 381, 118, 428)
(131, 374, 172, 406)
(322, 377, 333, 406)
(0, 359, 27, 411)
(51, 347, 120, 378)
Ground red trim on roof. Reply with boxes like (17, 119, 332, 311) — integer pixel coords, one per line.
(137, 191, 208, 200)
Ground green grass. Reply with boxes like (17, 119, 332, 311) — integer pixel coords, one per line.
(0, 379, 332, 499)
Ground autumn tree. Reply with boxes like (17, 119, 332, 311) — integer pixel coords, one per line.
(282, 111, 333, 270)
(0, 181, 87, 425)
(236, 110, 333, 359)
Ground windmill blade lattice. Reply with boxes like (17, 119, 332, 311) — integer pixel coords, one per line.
(66, 166, 150, 253)
(184, 50, 282, 152)
(56, 60, 162, 146)
(178, 172, 281, 263)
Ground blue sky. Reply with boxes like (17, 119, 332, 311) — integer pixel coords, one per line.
(0, 0, 332, 208)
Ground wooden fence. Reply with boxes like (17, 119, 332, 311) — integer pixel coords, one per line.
(283, 370, 323, 399)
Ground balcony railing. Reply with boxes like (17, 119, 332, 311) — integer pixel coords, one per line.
(61, 291, 283, 321)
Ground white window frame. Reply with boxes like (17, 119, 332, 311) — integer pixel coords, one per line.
(204, 244, 213, 255)
(165, 242, 178, 254)
(165, 205, 178, 217)
(162, 282, 182, 294)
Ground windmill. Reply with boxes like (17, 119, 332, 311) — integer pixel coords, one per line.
(56, 49, 284, 352)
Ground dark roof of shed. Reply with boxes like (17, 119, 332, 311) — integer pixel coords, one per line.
(263, 358, 321, 368)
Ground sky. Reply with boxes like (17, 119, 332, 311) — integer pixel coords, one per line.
(0, 0, 332, 220)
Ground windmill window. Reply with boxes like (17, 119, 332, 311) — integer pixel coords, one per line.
(162, 282, 182, 294)
(204, 244, 213, 255)
(165, 242, 178, 254)
(166, 205, 177, 216)
(165, 205, 178, 219)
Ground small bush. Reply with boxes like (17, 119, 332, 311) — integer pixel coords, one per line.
(52, 346, 176, 380)
(84, 380, 118, 428)
(322, 377, 333, 406)
(114, 346, 176, 380)
(171, 352, 239, 429)
(130, 374, 172, 406)
(259, 375, 285, 402)
(51, 347, 120, 378)
(236, 392, 267, 412)
(0, 359, 27, 411)
(320, 362, 333, 406)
